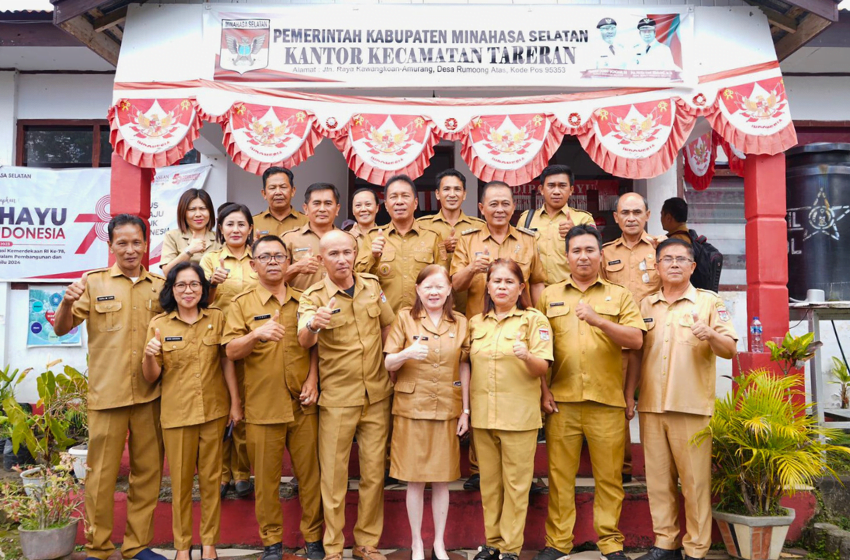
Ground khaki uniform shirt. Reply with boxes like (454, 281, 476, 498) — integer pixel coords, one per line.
(223, 284, 312, 424)
(298, 273, 396, 407)
(638, 285, 738, 416)
(668, 225, 691, 244)
(280, 224, 336, 291)
(159, 229, 220, 268)
(200, 246, 258, 314)
(146, 307, 228, 429)
(70, 265, 164, 410)
(450, 225, 547, 319)
(252, 208, 307, 238)
(601, 232, 662, 304)
(384, 308, 470, 420)
(355, 222, 446, 312)
(537, 275, 645, 407)
(517, 206, 595, 285)
(468, 307, 553, 431)
(417, 211, 485, 313)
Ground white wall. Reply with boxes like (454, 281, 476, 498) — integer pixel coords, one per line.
(0, 72, 16, 167)
(784, 77, 850, 122)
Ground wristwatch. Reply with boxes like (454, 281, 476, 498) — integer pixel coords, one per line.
(306, 319, 321, 334)
(184, 247, 193, 256)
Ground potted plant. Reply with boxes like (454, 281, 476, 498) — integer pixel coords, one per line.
(764, 332, 822, 377)
(693, 368, 850, 560)
(3, 362, 88, 488)
(828, 356, 850, 410)
(0, 460, 83, 560)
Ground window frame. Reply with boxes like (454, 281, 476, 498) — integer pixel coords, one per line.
(15, 119, 111, 168)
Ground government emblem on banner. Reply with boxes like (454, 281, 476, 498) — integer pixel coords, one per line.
(719, 77, 789, 135)
(350, 114, 433, 169)
(229, 104, 314, 163)
(468, 114, 549, 170)
(114, 99, 195, 154)
(219, 19, 270, 75)
(593, 100, 673, 159)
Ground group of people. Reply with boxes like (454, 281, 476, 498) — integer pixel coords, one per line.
(52, 163, 737, 560)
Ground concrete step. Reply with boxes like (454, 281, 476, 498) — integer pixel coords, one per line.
(74, 475, 815, 552)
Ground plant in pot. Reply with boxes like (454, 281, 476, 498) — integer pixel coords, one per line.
(764, 332, 822, 377)
(3, 362, 88, 491)
(693, 368, 850, 560)
(0, 460, 83, 560)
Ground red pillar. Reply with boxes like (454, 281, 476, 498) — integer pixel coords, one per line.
(110, 153, 154, 267)
(736, 152, 790, 375)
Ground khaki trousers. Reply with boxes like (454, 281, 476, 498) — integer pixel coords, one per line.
(162, 417, 227, 549)
(222, 361, 250, 483)
(246, 405, 324, 546)
(319, 399, 391, 555)
(85, 401, 164, 559)
(545, 401, 625, 555)
(474, 427, 537, 555)
(639, 411, 712, 558)
(621, 354, 632, 476)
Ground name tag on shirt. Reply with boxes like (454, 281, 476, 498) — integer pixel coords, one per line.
(96, 295, 115, 301)
(608, 260, 621, 266)
(331, 308, 341, 315)
(549, 302, 565, 307)
(165, 336, 183, 342)
(413, 336, 429, 341)
(295, 247, 310, 252)
(644, 318, 654, 324)
(254, 314, 271, 321)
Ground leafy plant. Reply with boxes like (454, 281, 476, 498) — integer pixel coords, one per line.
(3, 362, 88, 466)
(0, 367, 31, 440)
(693, 368, 850, 516)
(828, 356, 850, 410)
(765, 332, 822, 376)
(0, 460, 82, 530)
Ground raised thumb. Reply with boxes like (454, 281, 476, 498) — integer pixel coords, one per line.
(691, 310, 700, 323)
(484, 246, 490, 256)
(377, 228, 384, 238)
(271, 310, 280, 323)
(154, 328, 161, 341)
(219, 258, 227, 269)
(328, 297, 336, 310)
(80, 273, 88, 286)
(515, 332, 522, 342)
(449, 228, 456, 238)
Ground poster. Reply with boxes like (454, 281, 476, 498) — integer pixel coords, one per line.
(0, 164, 210, 281)
(205, 5, 694, 89)
(27, 287, 81, 347)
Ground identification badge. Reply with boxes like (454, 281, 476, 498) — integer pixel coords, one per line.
(538, 328, 550, 341)
(644, 318, 654, 324)
(549, 302, 565, 307)
(453, 381, 462, 387)
(331, 308, 341, 315)
(414, 336, 429, 341)
(608, 260, 621, 266)
(165, 336, 182, 342)
(639, 260, 647, 271)
(254, 314, 271, 321)
(96, 295, 115, 301)
(259, 230, 270, 235)
(642, 272, 650, 284)
(295, 247, 310, 252)
(718, 308, 731, 322)
(380, 291, 387, 303)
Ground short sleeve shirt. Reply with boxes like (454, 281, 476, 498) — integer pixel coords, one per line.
(223, 284, 311, 423)
(384, 308, 470, 420)
(638, 284, 739, 416)
(280, 223, 335, 291)
(468, 307, 553, 431)
(450, 225, 547, 318)
(252, 208, 307, 238)
(146, 307, 229, 429)
(160, 229, 220, 268)
(298, 273, 396, 407)
(537, 275, 646, 407)
(601, 232, 662, 304)
(200, 246, 258, 314)
(69, 265, 165, 410)
(517, 206, 595, 285)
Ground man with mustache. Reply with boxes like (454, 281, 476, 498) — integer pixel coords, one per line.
(281, 182, 342, 291)
(253, 166, 307, 238)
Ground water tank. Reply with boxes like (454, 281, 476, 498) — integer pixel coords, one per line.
(787, 143, 850, 301)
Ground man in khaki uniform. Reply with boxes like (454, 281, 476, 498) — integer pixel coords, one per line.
(517, 164, 595, 285)
(253, 166, 308, 238)
(298, 230, 396, 560)
(601, 193, 662, 483)
(281, 183, 341, 291)
(416, 169, 485, 313)
(224, 235, 325, 560)
(535, 224, 645, 560)
(356, 174, 445, 312)
(629, 239, 737, 560)
(660, 197, 691, 244)
(54, 214, 166, 560)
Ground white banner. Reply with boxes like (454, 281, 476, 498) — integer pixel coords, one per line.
(204, 5, 694, 89)
(0, 164, 210, 282)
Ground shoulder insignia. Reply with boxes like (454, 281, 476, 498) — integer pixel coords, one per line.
(469, 216, 486, 223)
(152, 311, 168, 321)
(696, 288, 721, 297)
(461, 228, 478, 236)
(289, 286, 305, 298)
(360, 272, 380, 281)
(232, 288, 255, 301)
(148, 271, 166, 281)
(516, 227, 536, 236)
(602, 239, 617, 248)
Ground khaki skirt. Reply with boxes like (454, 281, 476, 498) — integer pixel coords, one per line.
(390, 415, 461, 482)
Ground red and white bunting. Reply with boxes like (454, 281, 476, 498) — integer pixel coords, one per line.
(683, 131, 716, 191)
(109, 98, 201, 168)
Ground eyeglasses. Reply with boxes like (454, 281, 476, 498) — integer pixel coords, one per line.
(174, 281, 202, 291)
(255, 253, 288, 264)
(659, 256, 693, 265)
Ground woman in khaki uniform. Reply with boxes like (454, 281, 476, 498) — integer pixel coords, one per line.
(384, 265, 470, 560)
(349, 188, 380, 239)
(160, 189, 220, 275)
(142, 261, 242, 560)
(468, 259, 553, 560)
(200, 203, 257, 498)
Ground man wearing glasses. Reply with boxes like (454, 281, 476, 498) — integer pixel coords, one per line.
(601, 193, 662, 484)
(253, 166, 308, 238)
(224, 235, 324, 560)
(628, 239, 737, 560)
(518, 164, 595, 286)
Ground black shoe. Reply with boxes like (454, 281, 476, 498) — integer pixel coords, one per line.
(472, 546, 499, 560)
(431, 549, 449, 560)
(636, 548, 682, 560)
(529, 477, 548, 496)
(384, 470, 399, 486)
(262, 543, 283, 560)
(220, 482, 231, 499)
(499, 554, 518, 560)
(532, 547, 570, 560)
(601, 552, 629, 560)
(463, 473, 480, 491)
(622, 473, 633, 484)
(537, 428, 546, 443)
(235, 479, 254, 498)
(305, 541, 324, 560)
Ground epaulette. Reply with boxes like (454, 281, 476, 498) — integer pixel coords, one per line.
(601, 239, 619, 248)
(516, 227, 536, 236)
(415, 215, 435, 224)
(288, 285, 305, 298)
(461, 228, 479, 236)
(232, 287, 256, 301)
(468, 216, 486, 223)
(359, 272, 380, 281)
(147, 271, 166, 281)
(86, 267, 109, 274)
(302, 283, 323, 296)
(151, 311, 169, 321)
(696, 288, 721, 297)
